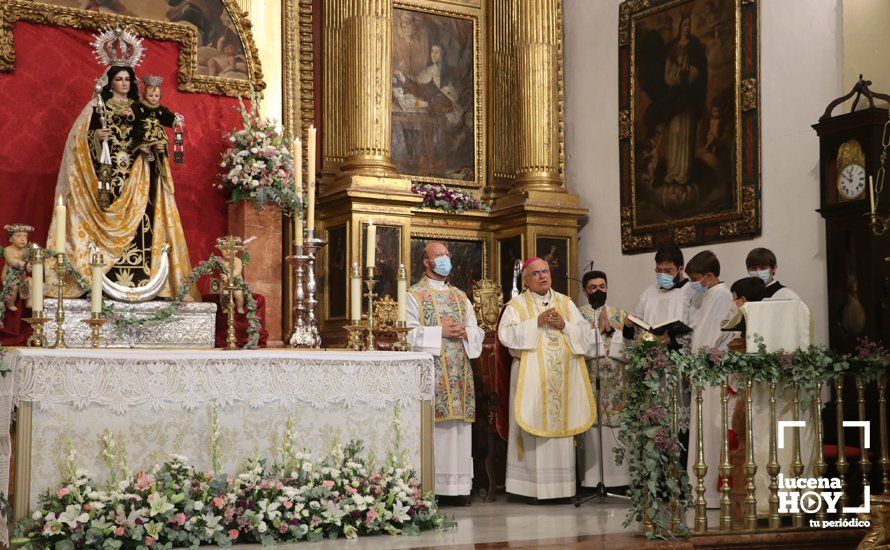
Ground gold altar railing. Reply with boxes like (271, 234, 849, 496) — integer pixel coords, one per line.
(651, 371, 889, 544)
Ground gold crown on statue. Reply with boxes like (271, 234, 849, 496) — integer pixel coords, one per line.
(4, 224, 34, 238)
(92, 28, 146, 68)
(143, 75, 164, 88)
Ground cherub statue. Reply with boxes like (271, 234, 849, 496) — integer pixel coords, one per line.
(218, 245, 245, 314)
(2, 224, 34, 311)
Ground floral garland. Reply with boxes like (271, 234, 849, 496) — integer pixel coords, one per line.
(0, 265, 27, 329)
(13, 440, 448, 548)
(616, 336, 883, 540)
(218, 92, 302, 216)
(7, 251, 261, 350)
(411, 183, 490, 214)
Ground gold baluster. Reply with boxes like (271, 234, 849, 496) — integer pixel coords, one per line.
(836, 376, 849, 515)
(878, 374, 889, 495)
(694, 384, 708, 533)
(790, 383, 804, 528)
(767, 380, 781, 529)
(719, 381, 733, 531)
(856, 377, 872, 495)
(745, 377, 758, 530)
(813, 381, 828, 523)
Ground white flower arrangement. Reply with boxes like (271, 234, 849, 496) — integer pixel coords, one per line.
(14, 441, 448, 547)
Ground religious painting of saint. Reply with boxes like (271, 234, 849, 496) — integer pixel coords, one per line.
(326, 225, 347, 319)
(618, 0, 761, 253)
(43, 0, 251, 80)
(410, 236, 485, 297)
(535, 237, 569, 296)
(363, 224, 401, 305)
(391, 6, 479, 185)
(497, 236, 522, 304)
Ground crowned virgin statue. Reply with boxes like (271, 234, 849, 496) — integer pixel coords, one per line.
(46, 29, 197, 300)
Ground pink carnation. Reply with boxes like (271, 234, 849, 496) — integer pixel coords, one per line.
(229, 529, 240, 540)
(212, 497, 225, 508)
(145, 536, 156, 546)
(322, 480, 334, 489)
(56, 487, 70, 498)
(115, 527, 125, 537)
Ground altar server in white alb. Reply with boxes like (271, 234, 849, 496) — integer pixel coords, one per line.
(684, 250, 737, 506)
(498, 257, 595, 501)
(406, 241, 484, 503)
(745, 247, 801, 301)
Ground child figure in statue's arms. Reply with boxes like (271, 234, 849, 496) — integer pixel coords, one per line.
(132, 75, 183, 162)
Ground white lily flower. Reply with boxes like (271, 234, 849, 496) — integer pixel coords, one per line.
(58, 504, 89, 528)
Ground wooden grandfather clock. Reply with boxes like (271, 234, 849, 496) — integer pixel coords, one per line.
(813, 76, 890, 354)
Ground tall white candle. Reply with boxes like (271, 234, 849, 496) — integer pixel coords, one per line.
(91, 254, 103, 314)
(870, 175, 876, 214)
(307, 126, 317, 232)
(365, 220, 377, 268)
(295, 216, 304, 248)
(54, 196, 67, 253)
(308, 125, 316, 185)
(350, 263, 361, 322)
(294, 137, 302, 194)
(397, 264, 407, 323)
(31, 249, 44, 313)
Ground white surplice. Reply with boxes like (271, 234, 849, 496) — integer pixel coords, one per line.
(498, 289, 594, 499)
(406, 277, 484, 496)
(631, 282, 696, 329)
(741, 299, 816, 515)
(686, 282, 737, 506)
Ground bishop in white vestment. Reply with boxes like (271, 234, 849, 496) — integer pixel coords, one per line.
(498, 257, 595, 500)
(406, 242, 484, 498)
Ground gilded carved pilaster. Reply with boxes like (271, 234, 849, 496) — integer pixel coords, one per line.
(323, 0, 347, 172)
(488, 0, 517, 194)
(340, 0, 395, 175)
(513, 0, 563, 192)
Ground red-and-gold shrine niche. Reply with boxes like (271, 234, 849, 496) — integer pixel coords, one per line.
(0, 0, 264, 296)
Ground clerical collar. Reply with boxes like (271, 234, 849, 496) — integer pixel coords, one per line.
(423, 276, 449, 290)
(531, 289, 553, 306)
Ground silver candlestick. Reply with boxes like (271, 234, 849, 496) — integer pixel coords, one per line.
(287, 245, 314, 347)
(300, 229, 326, 348)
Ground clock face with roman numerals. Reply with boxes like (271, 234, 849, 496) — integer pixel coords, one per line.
(838, 163, 866, 200)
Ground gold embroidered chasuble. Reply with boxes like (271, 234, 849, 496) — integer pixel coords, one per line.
(408, 278, 475, 423)
(507, 290, 596, 437)
(46, 98, 196, 300)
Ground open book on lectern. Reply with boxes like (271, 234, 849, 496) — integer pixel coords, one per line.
(626, 313, 692, 337)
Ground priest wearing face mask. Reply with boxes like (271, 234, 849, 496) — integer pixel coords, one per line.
(406, 241, 485, 505)
(497, 257, 595, 501)
(578, 270, 629, 489)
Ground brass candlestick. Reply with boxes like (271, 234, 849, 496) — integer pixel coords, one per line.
(24, 313, 50, 348)
(217, 236, 245, 350)
(364, 266, 378, 351)
(50, 253, 68, 348)
(81, 313, 108, 348)
(389, 321, 412, 352)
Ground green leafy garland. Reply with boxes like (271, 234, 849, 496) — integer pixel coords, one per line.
(617, 336, 886, 540)
(0, 265, 27, 329)
(2, 251, 261, 349)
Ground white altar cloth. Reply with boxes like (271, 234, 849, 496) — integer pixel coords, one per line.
(4, 348, 434, 520)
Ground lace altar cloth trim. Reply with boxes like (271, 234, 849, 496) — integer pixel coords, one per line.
(43, 298, 217, 348)
(8, 349, 434, 414)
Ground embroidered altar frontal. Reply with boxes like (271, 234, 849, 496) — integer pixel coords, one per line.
(4, 349, 434, 517)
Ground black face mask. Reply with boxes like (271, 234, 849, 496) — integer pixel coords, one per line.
(587, 290, 607, 309)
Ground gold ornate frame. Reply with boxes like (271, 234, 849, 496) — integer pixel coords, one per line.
(0, 0, 264, 97)
(391, 0, 485, 189)
(618, 0, 761, 253)
(410, 230, 489, 281)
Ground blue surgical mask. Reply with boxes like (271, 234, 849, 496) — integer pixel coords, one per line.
(656, 273, 676, 289)
(748, 269, 772, 284)
(432, 256, 452, 277)
(690, 275, 709, 294)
